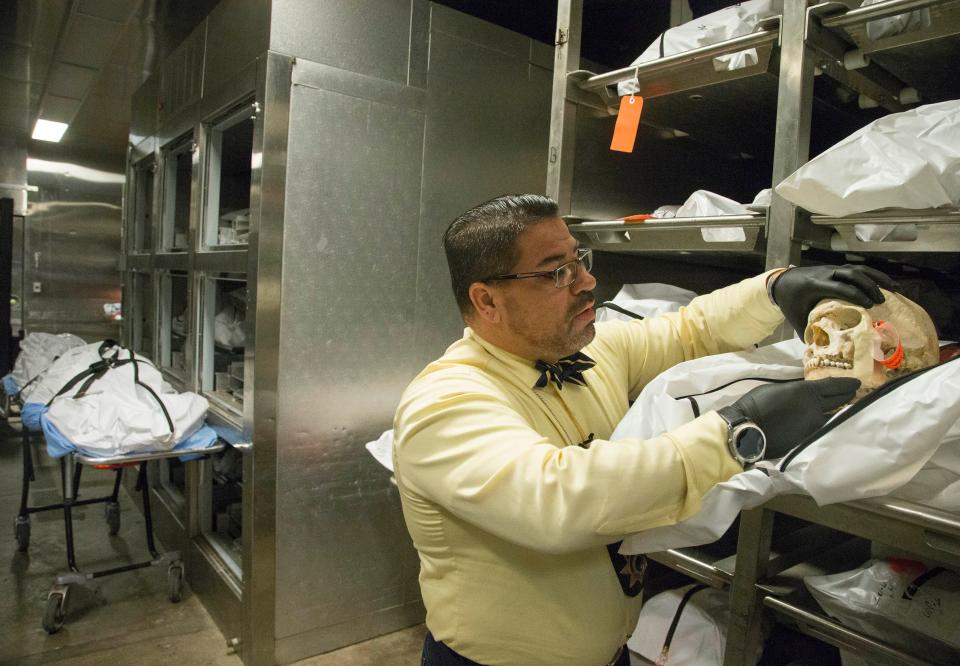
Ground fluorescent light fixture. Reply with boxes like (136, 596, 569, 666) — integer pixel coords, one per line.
(32, 119, 69, 142)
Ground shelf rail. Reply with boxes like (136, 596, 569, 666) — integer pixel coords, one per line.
(577, 25, 780, 95)
(762, 596, 937, 665)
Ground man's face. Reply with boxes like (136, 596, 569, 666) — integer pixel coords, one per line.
(495, 218, 597, 361)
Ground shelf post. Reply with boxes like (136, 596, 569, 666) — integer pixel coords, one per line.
(546, 0, 583, 216)
(724, 506, 775, 665)
(767, 0, 820, 270)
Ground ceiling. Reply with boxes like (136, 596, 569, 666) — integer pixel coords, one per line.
(0, 0, 682, 176)
(0, 0, 218, 173)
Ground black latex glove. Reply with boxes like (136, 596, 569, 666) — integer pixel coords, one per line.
(729, 378, 861, 459)
(771, 264, 898, 337)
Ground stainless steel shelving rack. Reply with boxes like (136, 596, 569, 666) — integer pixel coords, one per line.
(548, 1, 960, 663)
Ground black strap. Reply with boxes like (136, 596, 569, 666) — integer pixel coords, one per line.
(902, 566, 946, 600)
(675, 375, 801, 402)
(45, 342, 176, 437)
(679, 376, 803, 420)
(598, 302, 645, 320)
(47, 341, 129, 403)
(659, 584, 708, 664)
(15, 351, 69, 400)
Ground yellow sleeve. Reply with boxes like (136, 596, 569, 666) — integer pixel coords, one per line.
(394, 372, 742, 555)
(594, 271, 785, 399)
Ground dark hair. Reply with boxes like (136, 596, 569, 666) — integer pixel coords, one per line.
(444, 194, 559, 316)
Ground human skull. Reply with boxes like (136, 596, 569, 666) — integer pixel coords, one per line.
(803, 289, 938, 399)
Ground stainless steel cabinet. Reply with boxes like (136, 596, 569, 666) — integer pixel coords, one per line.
(123, 2, 552, 663)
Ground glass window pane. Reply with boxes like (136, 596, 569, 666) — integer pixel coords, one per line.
(204, 104, 253, 248)
(162, 136, 193, 251)
(199, 444, 243, 579)
(159, 271, 189, 378)
(201, 275, 246, 415)
(132, 158, 155, 252)
(132, 272, 155, 360)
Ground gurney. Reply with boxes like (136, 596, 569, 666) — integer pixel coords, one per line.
(9, 339, 224, 633)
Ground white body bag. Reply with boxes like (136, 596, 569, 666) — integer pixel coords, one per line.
(25, 341, 209, 457)
(615, 340, 960, 554)
(11, 332, 86, 400)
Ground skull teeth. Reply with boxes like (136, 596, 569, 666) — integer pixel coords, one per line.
(805, 358, 853, 370)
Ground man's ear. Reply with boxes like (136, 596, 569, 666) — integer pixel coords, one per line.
(468, 282, 502, 323)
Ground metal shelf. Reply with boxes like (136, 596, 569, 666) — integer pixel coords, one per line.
(809, 207, 960, 252)
(567, 214, 766, 253)
(766, 494, 960, 570)
(571, 25, 783, 162)
(648, 547, 735, 589)
(578, 23, 781, 105)
(755, 533, 957, 664)
(818, 0, 960, 103)
(762, 596, 938, 665)
(646, 522, 852, 591)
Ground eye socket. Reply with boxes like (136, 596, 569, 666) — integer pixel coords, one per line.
(830, 307, 864, 329)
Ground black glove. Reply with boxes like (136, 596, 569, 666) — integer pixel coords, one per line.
(729, 378, 861, 458)
(771, 264, 898, 337)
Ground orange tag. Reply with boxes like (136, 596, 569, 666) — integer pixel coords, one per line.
(610, 95, 643, 153)
(623, 214, 654, 223)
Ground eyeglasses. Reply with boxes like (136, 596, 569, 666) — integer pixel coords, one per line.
(482, 248, 593, 289)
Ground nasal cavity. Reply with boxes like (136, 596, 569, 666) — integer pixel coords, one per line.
(807, 325, 830, 347)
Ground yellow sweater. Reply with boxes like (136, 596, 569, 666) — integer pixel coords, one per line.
(393, 272, 784, 665)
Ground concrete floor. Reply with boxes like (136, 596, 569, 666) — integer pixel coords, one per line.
(0, 419, 425, 665)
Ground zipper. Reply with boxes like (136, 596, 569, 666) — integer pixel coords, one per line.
(779, 355, 960, 471)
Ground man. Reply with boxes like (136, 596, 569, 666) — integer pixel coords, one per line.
(393, 194, 895, 665)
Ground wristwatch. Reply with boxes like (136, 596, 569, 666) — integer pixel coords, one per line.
(717, 406, 766, 465)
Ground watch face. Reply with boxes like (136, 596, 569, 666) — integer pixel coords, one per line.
(736, 426, 765, 460)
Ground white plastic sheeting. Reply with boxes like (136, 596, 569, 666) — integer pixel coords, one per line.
(628, 584, 743, 665)
(805, 558, 960, 662)
(11, 332, 86, 400)
(27, 342, 209, 457)
(365, 429, 395, 472)
(775, 100, 960, 216)
(862, 0, 930, 40)
(215, 302, 246, 348)
(618, 0, 782, 96)
(596, 284, 697, 323)
(617, 340, 960, 554)
(645, 189, 771, 243)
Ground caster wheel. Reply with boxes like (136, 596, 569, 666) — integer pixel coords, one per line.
(15, 515, 30, 552)
(104, 501, 121, 535)
(43, 591, 66, 634)
(167, 563, 184, 603)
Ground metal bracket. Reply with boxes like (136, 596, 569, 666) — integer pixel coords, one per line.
(232, 441, 253, 453)
(556, 27, 568, 46)
(55, 572, 87, 586)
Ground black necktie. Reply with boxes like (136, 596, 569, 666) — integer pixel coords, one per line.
(534, 351, 596, 390)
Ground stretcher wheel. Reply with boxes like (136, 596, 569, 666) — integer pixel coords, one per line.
(168, 563, 184, 603)
(104, 501, 121, 535)
(43, 591, 66, 634)
(15, 516, 30, 552)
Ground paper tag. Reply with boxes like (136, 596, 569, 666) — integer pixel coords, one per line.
(610, 95, 643, 153)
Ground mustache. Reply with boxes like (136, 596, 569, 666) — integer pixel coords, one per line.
(569, 292, 595, 316)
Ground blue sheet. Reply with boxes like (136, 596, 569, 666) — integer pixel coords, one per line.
(38, 405, 219, 460)
(208, 422, 244, 445)
(22, 402, 44, 432)
(2, 374, 19, 397)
